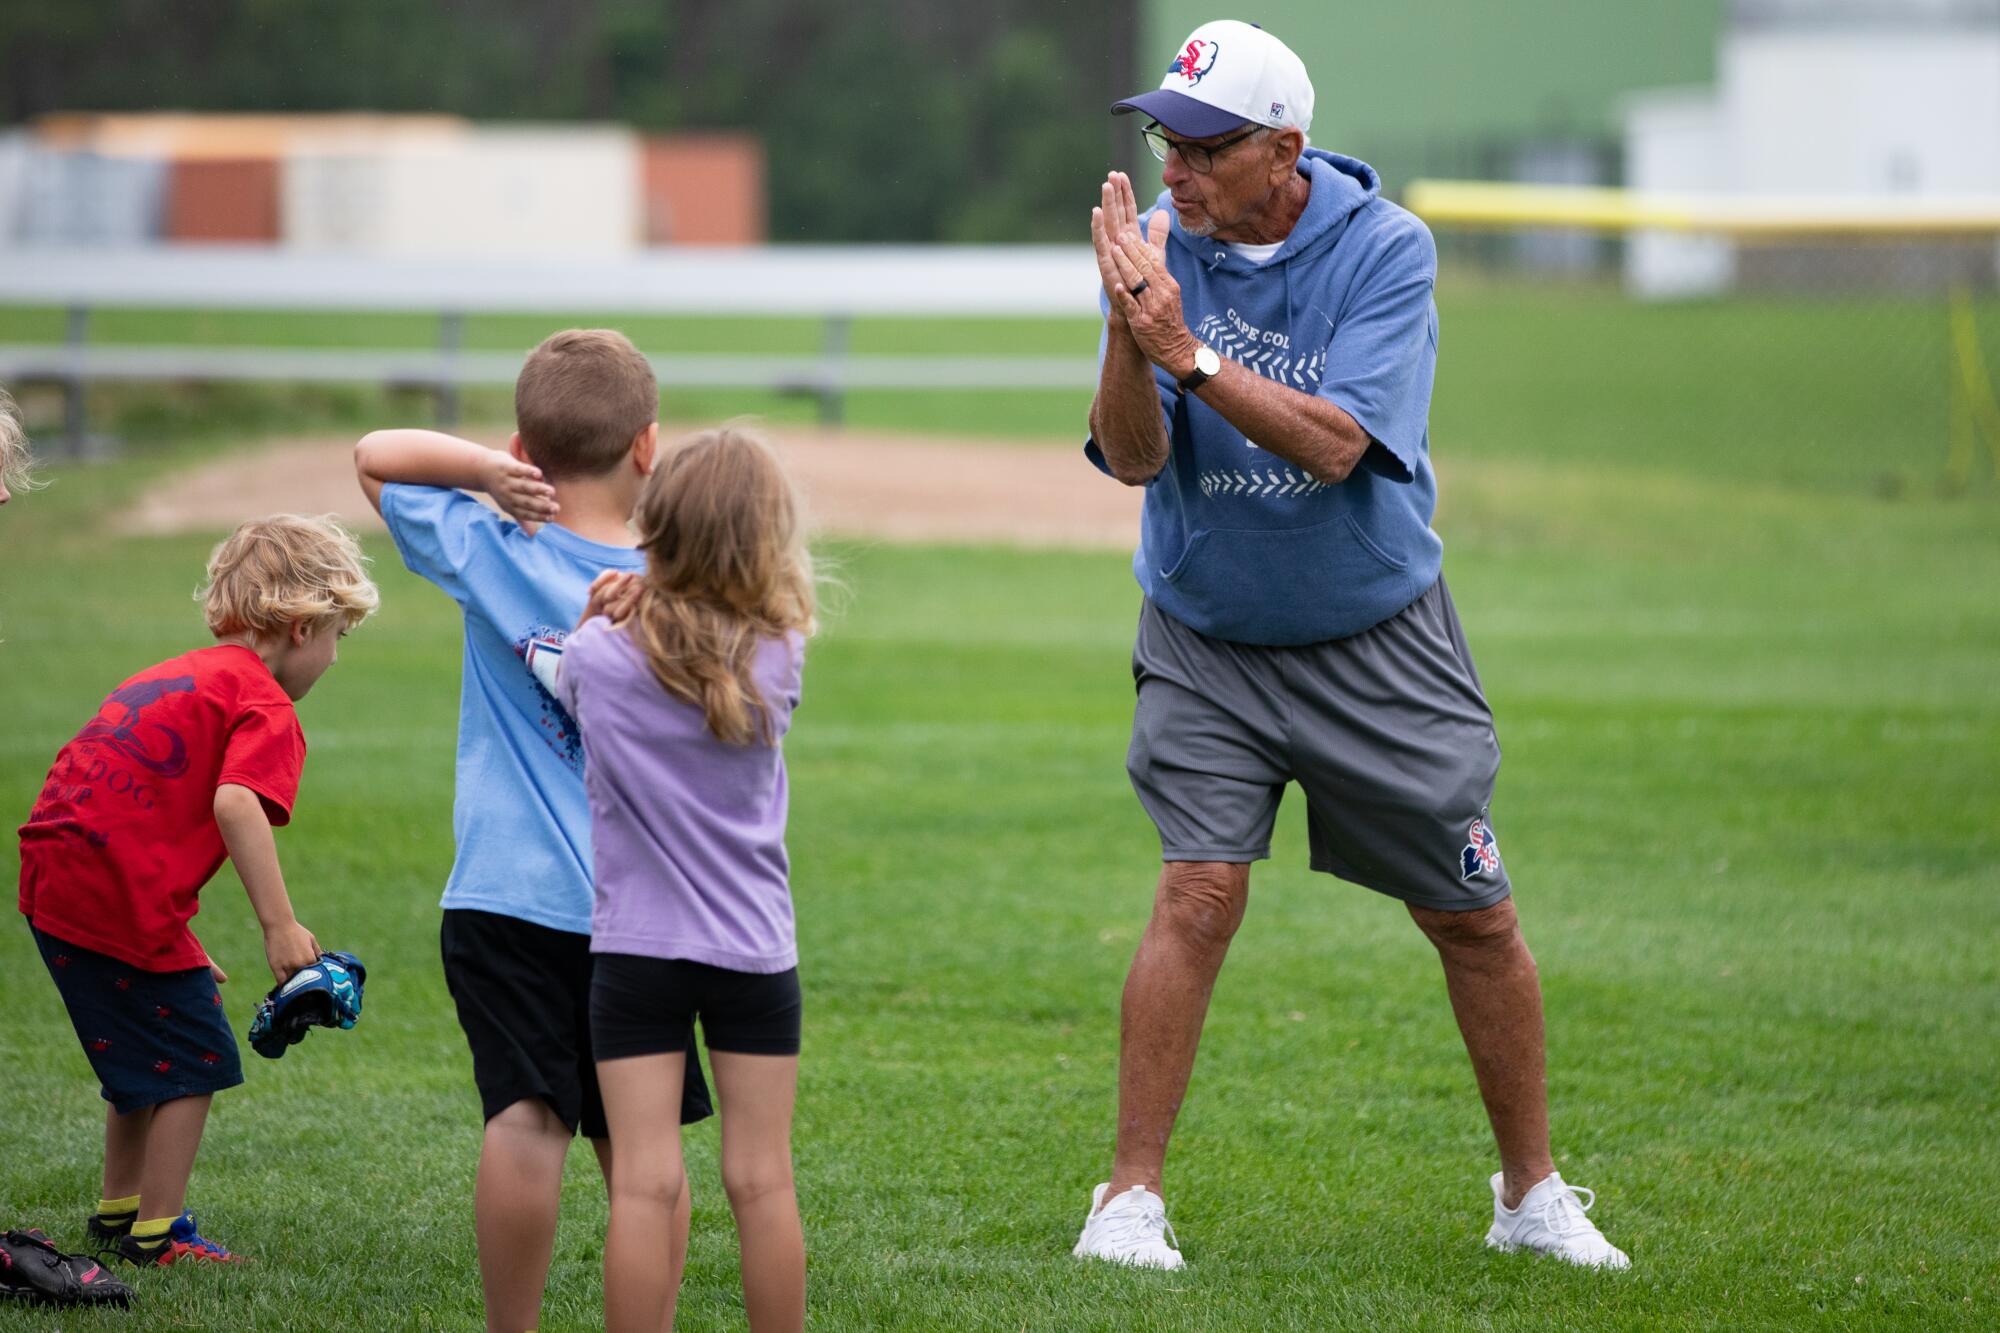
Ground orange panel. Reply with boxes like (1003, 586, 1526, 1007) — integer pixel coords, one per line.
(166, 158, 280, 243)
(640, 135, 766, 246)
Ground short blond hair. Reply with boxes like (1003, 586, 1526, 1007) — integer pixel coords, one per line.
(514, 329, 659, 480)
(0, 387, 40, 499)
(198, 514, 381, 639)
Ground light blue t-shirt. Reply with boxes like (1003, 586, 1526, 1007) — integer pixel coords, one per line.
(1087, 150, 1445, 646)
(381, 483, 645, 935)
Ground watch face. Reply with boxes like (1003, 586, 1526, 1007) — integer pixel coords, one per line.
(1196, 345, 1222, 376)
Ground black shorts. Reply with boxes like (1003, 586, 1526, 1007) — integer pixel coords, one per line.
(440, 910, 712, 1136)
(591, 954, 802, 1061)
(33, 926, 245, 1114)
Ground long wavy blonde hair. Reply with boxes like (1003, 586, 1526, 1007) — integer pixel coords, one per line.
(628, 427, 815, 745)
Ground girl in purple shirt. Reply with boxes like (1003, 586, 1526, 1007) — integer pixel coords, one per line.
(557, 427, 815, 1333)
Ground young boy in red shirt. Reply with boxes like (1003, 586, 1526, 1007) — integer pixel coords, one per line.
(18, 514, 379, 1267)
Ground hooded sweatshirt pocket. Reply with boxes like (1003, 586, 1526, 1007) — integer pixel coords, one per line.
(1155, 513, 1419, 645)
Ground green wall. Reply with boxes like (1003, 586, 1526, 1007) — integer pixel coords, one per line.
(1141, 2, 1723, 184)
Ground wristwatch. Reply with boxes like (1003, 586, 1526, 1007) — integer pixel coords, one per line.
(1177, 343, 1221, 394)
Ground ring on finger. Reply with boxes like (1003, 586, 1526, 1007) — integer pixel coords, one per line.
(1129, 278, 1150, 298)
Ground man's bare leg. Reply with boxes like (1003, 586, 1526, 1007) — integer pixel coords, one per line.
(1409, 897, 1557, 1209)
(1105, 861, 1251, 1200)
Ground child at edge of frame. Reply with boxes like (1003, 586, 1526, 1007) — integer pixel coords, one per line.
(17, 513, 380, 1268)
(352, 327, 714, 1333)
(556, 425, 814, 1333)
(0, 383, 42, 507)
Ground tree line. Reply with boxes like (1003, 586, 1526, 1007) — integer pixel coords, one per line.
(0, 0, 1143, 242)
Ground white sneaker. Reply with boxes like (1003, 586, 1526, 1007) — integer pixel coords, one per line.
(1072, 1182, 1186, 1271)
(1485, 1171, 1630, 1269)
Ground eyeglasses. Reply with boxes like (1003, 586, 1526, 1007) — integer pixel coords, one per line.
(1142, 121, 1266, 174)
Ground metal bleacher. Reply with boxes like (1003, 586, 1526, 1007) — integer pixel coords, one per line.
(0, 246, 1105, 451)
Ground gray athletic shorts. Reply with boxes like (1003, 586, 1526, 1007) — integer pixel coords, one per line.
(1126, 577, 1511, 912)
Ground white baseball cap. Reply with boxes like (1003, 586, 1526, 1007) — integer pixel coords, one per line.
(1113, 19, 1315, 139)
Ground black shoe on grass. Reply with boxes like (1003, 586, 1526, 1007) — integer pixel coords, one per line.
(0, 1228, 136, 1308)
(85, 1210, 135, 1255)
(111, 1230, 173, 1268)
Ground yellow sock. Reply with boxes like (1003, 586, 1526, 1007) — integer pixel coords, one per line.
(97, 1194, 140, 1218)
(131, 1216, 174, 1250)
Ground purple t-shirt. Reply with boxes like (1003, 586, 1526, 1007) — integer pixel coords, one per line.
(555, 615, 804, 973)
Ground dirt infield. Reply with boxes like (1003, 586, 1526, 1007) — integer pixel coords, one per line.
(116, 427, 1143, 549)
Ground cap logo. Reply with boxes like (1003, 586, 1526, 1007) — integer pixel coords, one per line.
(1270, 102, 1284, 119)
(1169, 38, 1219, 86)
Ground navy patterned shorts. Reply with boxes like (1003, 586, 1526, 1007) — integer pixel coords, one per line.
(33, 927, 245, 1113)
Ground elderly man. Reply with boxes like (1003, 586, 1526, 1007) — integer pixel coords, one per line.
(1071, 20, 1628, 1272)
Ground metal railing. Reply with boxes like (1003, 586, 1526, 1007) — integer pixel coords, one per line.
(0, 246, 1106, 449)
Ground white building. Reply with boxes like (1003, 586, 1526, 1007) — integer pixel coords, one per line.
(283, 123, 641, 259)
(1, 116, 656, 257)
(1624, 0, 2000, 295)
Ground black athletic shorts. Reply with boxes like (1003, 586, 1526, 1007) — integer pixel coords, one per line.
(441, 910, 712, 1135)
(591, 954, 802, 1061)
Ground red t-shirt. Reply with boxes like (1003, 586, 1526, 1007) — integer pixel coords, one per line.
(18, 645, 306, 971)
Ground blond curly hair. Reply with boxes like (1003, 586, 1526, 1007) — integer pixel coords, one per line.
(0, 387, 40, 501)
(198, 514, 381, 639)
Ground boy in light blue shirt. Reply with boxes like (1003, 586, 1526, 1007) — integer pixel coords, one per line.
(355, 328, 711, 1333)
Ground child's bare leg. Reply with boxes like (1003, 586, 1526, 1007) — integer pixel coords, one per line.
(598, 1053, 687, 1333)
(592, 1136, 690, 1333)
(136, 1095, 210, 1221)
(476, 1099, 572, 1333)
(711, 1053, 803, 1333)
(103, 1104, 153, 1200)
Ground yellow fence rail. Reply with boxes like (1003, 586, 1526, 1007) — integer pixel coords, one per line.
(1404, 181, 2000, 240)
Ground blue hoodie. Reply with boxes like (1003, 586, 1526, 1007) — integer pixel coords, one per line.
(1087, 150, 1443, 646)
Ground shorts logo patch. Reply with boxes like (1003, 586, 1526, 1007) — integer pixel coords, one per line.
(1460, 817, 1501, 881)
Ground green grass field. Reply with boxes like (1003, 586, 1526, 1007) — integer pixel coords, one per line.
(2, 289, 1998, 1329)
(2, 280, 1991, 489)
